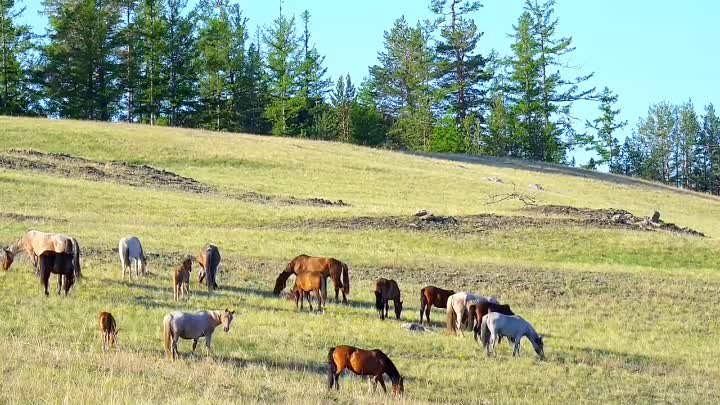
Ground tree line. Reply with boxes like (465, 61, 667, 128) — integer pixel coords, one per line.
(1, 0, 719, 194)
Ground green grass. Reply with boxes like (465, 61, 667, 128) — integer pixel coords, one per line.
(1, 116, 719, 404)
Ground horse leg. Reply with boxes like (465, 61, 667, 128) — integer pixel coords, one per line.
(171, 336, 179, 360)
(376, 376, 387, 393)
(205, 334, 213, 356)
(192, 339, 198, 353)
(308, 290, 314, 312)
(42, 270, 50, 297)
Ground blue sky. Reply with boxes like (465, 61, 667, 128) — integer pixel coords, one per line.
(18, 0, 720, 165)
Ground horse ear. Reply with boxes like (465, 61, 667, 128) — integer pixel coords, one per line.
(225, 308, 229, 313)
(230, 310, 235, 315)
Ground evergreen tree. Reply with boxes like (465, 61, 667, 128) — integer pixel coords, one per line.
(635, 102, 675, 183)
(118, 0, 137, 122)
(693, 104, 720, 193)
(673, 100, 699, 188)
(135, 0, 167, 124)
(430, 0, 491, 124)
(241, 33, 270, 133)
(330, 74, 356, 142)
(42, 0, 124, 120)
(296, 10, 330, 136)
(582, 87, 627, 169)
(0, 0, 37, 115)
(263, 8, 302, 135)
(163, 0, 197, 127)
(350, 77, 387, 146)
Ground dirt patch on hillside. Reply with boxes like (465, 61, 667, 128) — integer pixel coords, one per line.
(0, 212, 66, 224)
(0, 149, 349, 208)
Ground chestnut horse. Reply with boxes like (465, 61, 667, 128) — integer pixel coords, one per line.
(173, 256, 193, 301)
(38, 251, 75, 296)
(374, 278, 402, 320)
(327, 345, 404, 396)
(292, 271, 327, 312)
(272, 254, 350, 303)
(471, 302, 514, 343)
(197, 244, 220, 292)
(99, 312, 118, 351)
(419, 286, 455, 325)
(3, 230, 81, 278)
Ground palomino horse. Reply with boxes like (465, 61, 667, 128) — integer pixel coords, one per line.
(38, 251, 75, 296)
(3, 230, 81, 278)
(273, 254, 350, 303)
(197, 244, 220, 292)
(99, 312, 118, 351)
(419, 286, 455, 325)
(173, 256, 193, 301)
(471, 302, 514, 343)
(162, 309, 235, 361)
(327, 345, 405, 396)
(480, 312, 544, 359)
(118, 236, 146, 280)
(374, 278, 402, 320)
(446, 292, 497, 335)
(292, 271, 327, 312)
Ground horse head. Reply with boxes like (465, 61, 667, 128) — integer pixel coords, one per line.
(272, 271, 291, 295)
(395, 300, 403, 320)
(2, 247, 13, 271)
(533, 335, 545, 359)
(221, 308, 235, 332)
(392, 376, 405, 396)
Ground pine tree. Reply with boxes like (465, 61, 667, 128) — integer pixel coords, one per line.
(694, 104, 720, 193)
(118, 0, 137, 122)
(42, 0, 124, 120)
(0, 0, 37, 115)
(296, 10, 330, 136)
(135, 0, 166, 124)
(674, 100, 699, 188)
(583, 87, 627, 170)
(636, 102, 675, 183)
(330, 74, 356, 142)
(163, 0, 197, 127)
(351, 78, 387, 146)
(430, 0, 491, 124)
(242, 32, 270, 133)
(263, 8, 302, 135)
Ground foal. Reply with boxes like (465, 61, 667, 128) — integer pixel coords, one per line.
(173, 256, 192, 301)
(98, 312, 118, 351)
(292, 271, 327, 312)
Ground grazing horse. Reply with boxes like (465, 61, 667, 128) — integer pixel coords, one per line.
(118, 236, 146, 280)
(480, 312, 544, 359)
(99, 312, 118, 351)
(446, 292, 497, 335)
(374, 278, 402, 320)
(197, 244, 220, 292)
(162, 309, 235, 361)
(292, 271, 327, 312)
(472, 302, 514, 343)
(419, 286, 455, 325)
(327, 345, 405, 396)
(38, 251, 75, 296)
(3, 230, 81, 278)
(272, 254, 350, 303)
(173, 256, 193, 301)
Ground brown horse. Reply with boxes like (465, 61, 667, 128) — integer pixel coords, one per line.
(292, 271, 327, 312)
(3, 230, 81, 278)
(472, 302, 515, 343)
(99, 312, 118, 351)
(374, 278, 402, 320)
(273, 254, 350, 303)
(419, 286, 455, 325)
(327, 345, 404, 396)
(173, 256, 192, 301)
(38, 251, 75, 296)
(197, 244, 220, 292)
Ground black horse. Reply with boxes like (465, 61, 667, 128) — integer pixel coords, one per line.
(38, 251, 75, 296)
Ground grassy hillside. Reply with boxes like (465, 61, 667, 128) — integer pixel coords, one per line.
(1, 117, 719, 405)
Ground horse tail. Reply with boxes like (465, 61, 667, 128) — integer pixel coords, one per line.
(479, 315, 490, 347)
(163, 314, 173, 359)
(420, 288, 427, 321)
(327, 348, 337, 389)
(341, 262, 350, 296)
(447, 299, 456, 333)
(71, 238, 81, 278)
(109, 313, 117, 333)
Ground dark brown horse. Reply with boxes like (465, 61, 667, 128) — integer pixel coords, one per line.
(197, 244, 220, 292)
(472, 302, 515, 343)
(419, 286, 455, 325)
(327, 345, 404, 396)
(273, 254, 350, 303)
(292, 271, 327, 312)
(99, 312, 118, 351)
(3, 231, 81, 278)
(38, 251, 75, 296)
(374, 278, 402, 320)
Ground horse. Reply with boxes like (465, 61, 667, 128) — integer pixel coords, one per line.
(197, 244, 220, 292)
(162, 309, 235, 361)
(327, 345, 404, 396)
(173, 256, 192, 301)
(99, 312, 118, 351)
(272, 254, 350, 303)
(292, 271, 327, 312)
(479, 312, 544, 359)
(38, 251, 75, 296)
(472, 302, 514, 343)
(446, 292, 497, 335)
(3, 230, 81, 278)
(118, 236, 146, 280)
(419, 286, 455, 325)
(374, 278, 402, 320)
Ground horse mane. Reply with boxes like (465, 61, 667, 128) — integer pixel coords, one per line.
(374, 350, 401, 382)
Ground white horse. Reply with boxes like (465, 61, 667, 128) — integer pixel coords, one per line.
(479, 312, 544, 359)
(118, 236, 146, 280)
(162, 309, 235, 360)
(446, 292, 498, 335)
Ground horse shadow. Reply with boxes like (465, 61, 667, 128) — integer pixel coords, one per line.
(552, 345, 672, 374)
(219, 285, 278, 299)
(218, 355, 327, 375)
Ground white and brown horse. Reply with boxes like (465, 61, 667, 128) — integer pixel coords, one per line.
(162, 309, 235, 360)
(3, 230, 81, 278)
(118, 236, 146, 280)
